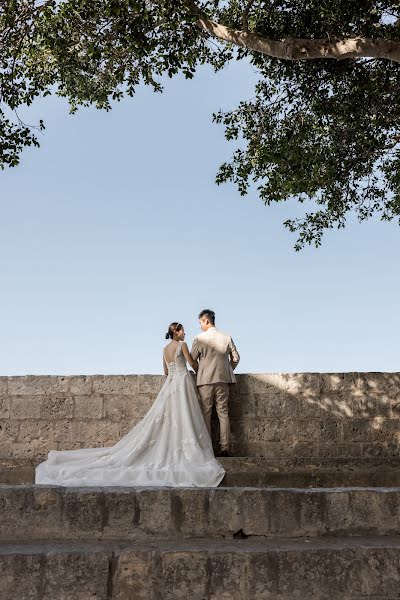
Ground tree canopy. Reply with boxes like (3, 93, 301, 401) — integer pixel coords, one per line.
(1, 0, 400, 248)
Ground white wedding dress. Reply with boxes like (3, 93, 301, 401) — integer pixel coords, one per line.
(35, 342, 226, 487)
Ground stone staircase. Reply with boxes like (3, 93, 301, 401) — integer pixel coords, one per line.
(1, 483, 400, 598)
(0, 373, 400, 599)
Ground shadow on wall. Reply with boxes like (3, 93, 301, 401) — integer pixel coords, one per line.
(211, 372, 400, 462)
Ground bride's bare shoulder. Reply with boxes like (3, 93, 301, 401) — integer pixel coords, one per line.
(163, 340, 179, 353)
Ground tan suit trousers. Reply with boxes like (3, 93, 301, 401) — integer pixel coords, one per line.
(197, 383, 230, 451)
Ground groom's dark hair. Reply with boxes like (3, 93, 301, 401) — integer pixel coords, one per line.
(199, 309, 215, 325)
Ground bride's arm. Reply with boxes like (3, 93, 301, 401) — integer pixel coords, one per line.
(182, 342, 198, 372)
(163, 355, 169, 376)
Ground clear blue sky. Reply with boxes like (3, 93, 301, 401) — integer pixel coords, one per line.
(1, 60, 399, 375)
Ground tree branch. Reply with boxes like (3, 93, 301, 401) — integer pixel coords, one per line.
(242, 0, 256, 32)
(197, 17, 400, 62)
(185, 1, 400, 63)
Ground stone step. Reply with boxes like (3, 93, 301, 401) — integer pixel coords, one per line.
(2, 456, 400, 487)
(222, 456, 400, 487)
(1, 484, 400, 542)
(3, 468, 400, 487)
(225, 469, 400, 487)
(1, 536, 400, 599)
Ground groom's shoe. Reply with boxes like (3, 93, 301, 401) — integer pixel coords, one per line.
(219, 449, 230, 458)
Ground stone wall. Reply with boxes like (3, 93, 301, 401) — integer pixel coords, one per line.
(0, 372, 399, 466)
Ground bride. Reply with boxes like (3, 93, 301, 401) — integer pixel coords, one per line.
(35, 322, 226, 487)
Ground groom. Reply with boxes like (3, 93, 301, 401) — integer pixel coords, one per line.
(191, 309, 240, 457)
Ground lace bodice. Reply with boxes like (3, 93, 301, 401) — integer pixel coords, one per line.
(164, 341, 188, 377)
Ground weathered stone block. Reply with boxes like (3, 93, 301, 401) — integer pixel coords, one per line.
(324, 489, 354, 533)
(229, 393, 258, 418)
(103, 394, 140, 422)
(102, 490, 139, 540)
(208, 551, 248, 599)
(236, 374, 254, 395)
(171, 489, 210, 537)
(136, 488, 173, 535)
(8, 375, 69, 396)
(12, 442, 50, 459)
(231, 418, 277, 442)
(162, 550, 208, 600)
(1, 421, 19, 442)
(366, 417, 400, 441)
(63, 489, 105, 536)
(391, 393, 400, 418)
(0, 398, 10, 419)
(16, 421, 52, 444)
(39, 395, 74, 420)
(243, 373, 289, 395)
(345, 417, 400, 444)
(92, 375, 139, 395)
(385, 441, 400, 459)
(247, 552, 278, 599)
(240, 488, 269, 536)
(137, 374, 164, 394)
(275, 547, 351, 596)
(0, 553, 43, 599)
(362, 442, 391, 458)
(360, 490, 400, 533)
(0, 486, 62, 539)
(254, 393, 299, 420)
(286, 372, 323, 396)
(208, 488, 242, 535)
(335, 442, 364, 457)
(343, 418, 373, 442)
(355, 394, 392, 418)
(229, 441, 270, 458)
(0, 440, 13, 459)
(321, 372, 359, 393)
(0, 378, 8, 396)
(42, 551, 109, 600)
(313, 418, 343, 442)
(52, 421, 72, 443)
(282, 441, 317, 458)
(71, 421, 120, 445)
(10, 396, 42, 419)
(266, 490, 302, 536)
(74, 395, 103, 419)
(297, 394, 339, 418)
(112, 550, 153, 599)
(298, 489, 327, 534)
(68, 375, 93, 395)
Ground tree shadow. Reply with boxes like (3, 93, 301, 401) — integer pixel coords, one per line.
(211, 372, 400, 468)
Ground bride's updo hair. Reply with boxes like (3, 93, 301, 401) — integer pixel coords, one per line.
(165, 322, 183, 340)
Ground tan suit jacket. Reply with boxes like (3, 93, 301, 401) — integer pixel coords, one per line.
(191, 327, 240, 386)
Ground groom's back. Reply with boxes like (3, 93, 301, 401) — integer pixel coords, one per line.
(201, 328, 231, 354)
(193, 328, 238, 386)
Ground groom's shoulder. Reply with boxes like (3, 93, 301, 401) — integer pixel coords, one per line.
(209, 328, 232, 341)
(195, 330, 211, 343)
(196, 330, 207, 339)
(215, 327, 231, 337)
